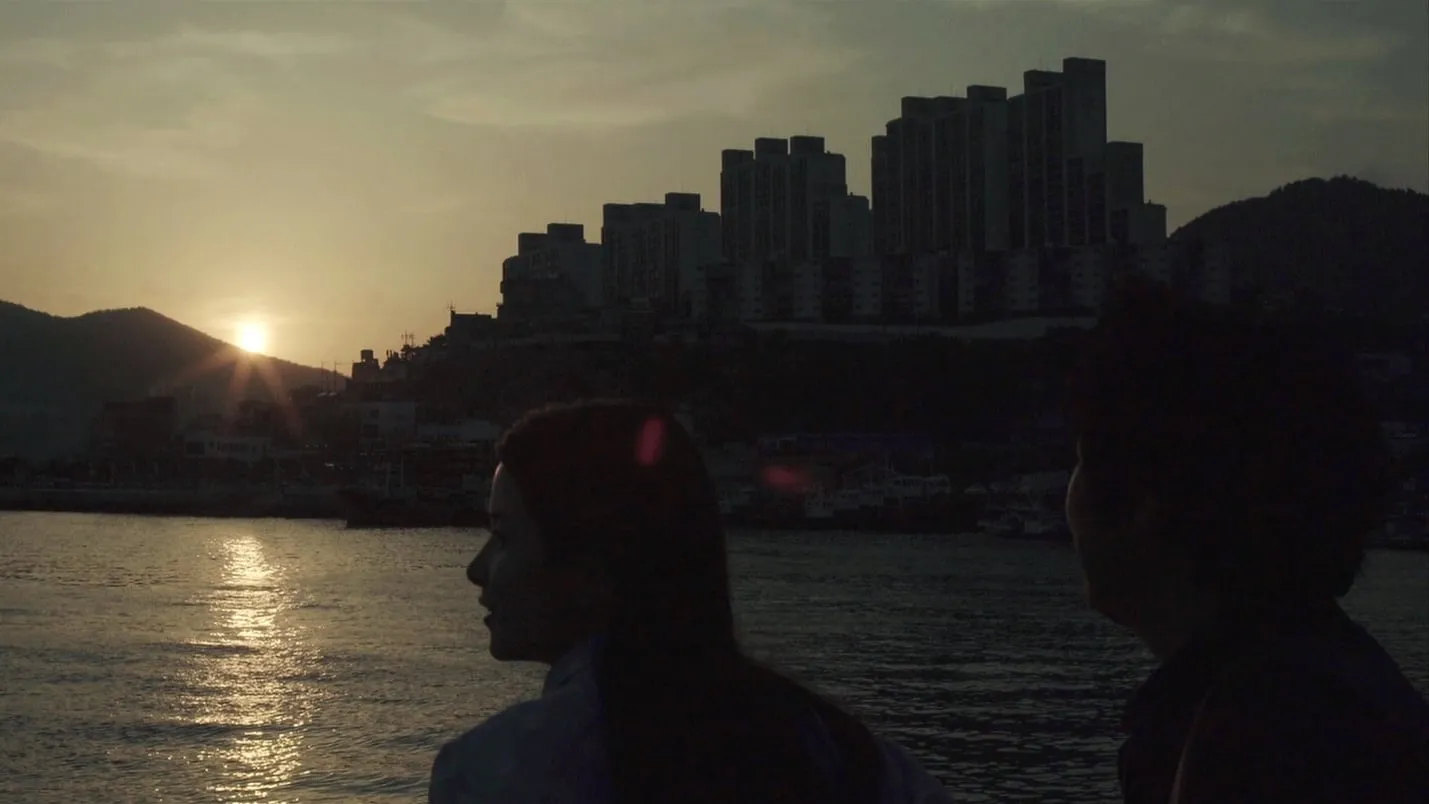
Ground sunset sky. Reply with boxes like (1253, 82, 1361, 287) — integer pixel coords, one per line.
(1, 0, 1425, 368)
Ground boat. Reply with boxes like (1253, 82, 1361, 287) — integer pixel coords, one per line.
(338, 485, 486, 528)
(339, 448, 491, 528)
(1372, 514, 1428, 551)
(803, 491, 836, 521)
(995, 512, 1072, 542)
(718, 485, 755, 517)
(724, 461, 978, 534)
(975, 471, 1073, 544)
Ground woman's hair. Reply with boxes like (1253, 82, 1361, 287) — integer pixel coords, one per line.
(496, 399, 883, 803)
(1065, 274, 1392, 601)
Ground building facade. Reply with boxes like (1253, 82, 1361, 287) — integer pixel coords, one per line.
(720, 136, 871, 265)
(498, 223, 603, 326)
(872, 85, 1011, 257)
(873, 57, 1169, 261)
(601, 192, 721, 318)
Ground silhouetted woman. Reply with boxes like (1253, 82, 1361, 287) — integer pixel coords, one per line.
(429, 400, 950, 804)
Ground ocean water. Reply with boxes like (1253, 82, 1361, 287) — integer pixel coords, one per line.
(1, 512, 1425, 803)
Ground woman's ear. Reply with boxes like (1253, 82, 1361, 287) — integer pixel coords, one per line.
(568, 552, 616, 621)
(557, 536, 615, 599)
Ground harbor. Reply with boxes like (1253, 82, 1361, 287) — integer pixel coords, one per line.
(2, 380, 1423, 545)
(5, 465, 1423, 549)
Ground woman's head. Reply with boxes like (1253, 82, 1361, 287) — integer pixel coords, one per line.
(467, 399, 731, 663)
(467, 400, 886, 803)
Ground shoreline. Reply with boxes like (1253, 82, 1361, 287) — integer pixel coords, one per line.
(3, 490, 1423, 551)
(0, 487, 344, 521)
(0, 487, 986, 535)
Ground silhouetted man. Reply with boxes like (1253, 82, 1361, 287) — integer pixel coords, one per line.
(1064, 276, 1428, 803)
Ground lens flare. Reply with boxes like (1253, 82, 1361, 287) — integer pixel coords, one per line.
(761, 465, 813, 495)
(636, 417, 666, 466)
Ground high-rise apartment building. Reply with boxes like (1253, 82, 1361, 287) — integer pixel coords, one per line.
(1006, 57, 1110, 249)
(600, 192, 721, 317)
(1105, 141, 1167, 245)
(719, 136, 870, 266)
(873, 57, 1168, 257)
(872, 86, 1010, 256)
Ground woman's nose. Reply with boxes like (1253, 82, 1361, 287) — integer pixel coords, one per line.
(467, 534, 496, 587)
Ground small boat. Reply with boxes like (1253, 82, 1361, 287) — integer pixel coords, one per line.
(1374, 515, 1428, 551)
(803, 491, 836, 521)
(338, 485, 486, 528)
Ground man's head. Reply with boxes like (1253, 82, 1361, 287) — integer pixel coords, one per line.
(1064, 276, 1391, 623)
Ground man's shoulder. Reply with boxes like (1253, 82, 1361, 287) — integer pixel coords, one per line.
(1181, 624, 1429, 801)
(1225, 618, 1429, 728)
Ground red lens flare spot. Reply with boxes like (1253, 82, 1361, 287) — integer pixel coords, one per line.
(636, 417, 667, 466)
(761, 464, 812, 495)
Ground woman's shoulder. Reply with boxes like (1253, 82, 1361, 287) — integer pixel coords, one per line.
(873, 736, 954, 804)
(429, 682, 608, 804)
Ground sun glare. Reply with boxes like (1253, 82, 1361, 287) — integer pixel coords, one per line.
(236, 322, 269, 354)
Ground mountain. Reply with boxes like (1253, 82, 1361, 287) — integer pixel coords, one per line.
(1170, 176, 1429, 327)
(0, 302, 342, 460)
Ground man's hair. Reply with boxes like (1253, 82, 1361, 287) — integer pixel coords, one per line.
(1066, 275, 1392, 601)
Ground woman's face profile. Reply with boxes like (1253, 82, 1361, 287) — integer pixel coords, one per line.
(466, 464, 604, 664)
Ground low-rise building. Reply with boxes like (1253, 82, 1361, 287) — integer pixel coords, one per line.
(602, 193, 722, 319)
(92, 396, 178, 459)
(499, 223, 604, 328)
(353, 400, 418, 448)
(415, 418, 502, 446)
(182, 433, 272, 464)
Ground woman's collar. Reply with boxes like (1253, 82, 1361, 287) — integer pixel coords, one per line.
(542, 634, 605, 696)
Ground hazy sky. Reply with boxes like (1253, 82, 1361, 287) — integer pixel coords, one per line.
(1, 0, 1425, 367)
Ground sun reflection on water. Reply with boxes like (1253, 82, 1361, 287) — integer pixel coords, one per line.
(178, 532, 325, 803)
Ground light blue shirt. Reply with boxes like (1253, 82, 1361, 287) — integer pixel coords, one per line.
(429, 641, 954, 803)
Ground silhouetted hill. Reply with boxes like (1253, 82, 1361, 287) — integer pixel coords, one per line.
(1170, 177, 1429, 326)
(0, 302, 341, 459)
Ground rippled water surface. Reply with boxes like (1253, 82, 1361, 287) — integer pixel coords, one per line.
(2, 513, 1426, 803)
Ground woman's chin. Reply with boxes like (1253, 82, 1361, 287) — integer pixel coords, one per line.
(487, 636, 516, 661)
(486, 631, 532, 662)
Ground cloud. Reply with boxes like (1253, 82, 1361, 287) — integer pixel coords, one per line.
(1154, 4, 1400, 65)
(405, 3, 863, 130)
(1300, 101, 1424, 126)
(0, 1, 860, 177)
(0, 21, 333, 180)
(0, 89, 263, 181)
(1060, 0, 1407, 66)
(0, 188, 54, 218)
(104, 27, 355, 61)
(0, 37, 81, 69)
(395, 193, 476, 218)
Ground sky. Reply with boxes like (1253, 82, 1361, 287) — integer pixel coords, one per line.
(1, 0, 1425, 368)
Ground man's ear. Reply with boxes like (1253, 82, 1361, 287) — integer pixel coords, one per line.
(1128, 495, 1162, 538)
(1131, 494, 1206, 572)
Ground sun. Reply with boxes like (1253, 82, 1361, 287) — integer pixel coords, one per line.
(235, 322, 269, 354)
